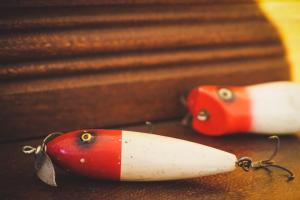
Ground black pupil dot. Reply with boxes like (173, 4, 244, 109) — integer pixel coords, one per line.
(222, 91, 230, 98)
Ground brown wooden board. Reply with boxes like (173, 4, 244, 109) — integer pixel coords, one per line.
(0, 0, 254, 8)
(0, 2, 290, 141)
(0, 42, 284, 80)
(0, 4, 268, 32)
(0, 3, 284, 67)
(0, 21, 281, 64)
(0, 120, 299, 199)
(0, 58, 289, 141)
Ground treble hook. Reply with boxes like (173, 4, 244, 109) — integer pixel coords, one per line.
(237, 136, 294, 181)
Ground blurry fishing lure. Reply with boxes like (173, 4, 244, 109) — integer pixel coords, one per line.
(183, 81, 300, 136)
(23, 130, 293, 186)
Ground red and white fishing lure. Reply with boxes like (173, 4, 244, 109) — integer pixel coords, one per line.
(23, 130, 293, 186)
(185, 81, 300, 136)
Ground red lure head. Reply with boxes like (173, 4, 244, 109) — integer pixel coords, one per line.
(46, 129, 122, 180)
(187, 85, 252, 136)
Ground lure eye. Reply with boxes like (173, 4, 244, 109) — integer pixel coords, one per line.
(217, 88, 234, 102)
(197, 109, 209, 122)
(80, 132, 94, 143)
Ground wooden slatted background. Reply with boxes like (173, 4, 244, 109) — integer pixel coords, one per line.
(0, 1, 290, 141)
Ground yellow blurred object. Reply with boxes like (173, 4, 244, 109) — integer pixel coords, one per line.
(258, 0, 300, 82)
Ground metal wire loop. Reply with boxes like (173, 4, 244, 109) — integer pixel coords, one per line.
(22, 145, 37, 154)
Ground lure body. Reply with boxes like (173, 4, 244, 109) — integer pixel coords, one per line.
(187, 81, 300, 136)
(46, 129, 236, 181)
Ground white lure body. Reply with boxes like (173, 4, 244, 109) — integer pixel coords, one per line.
(248, 82, 300, 134)
(120, 131, 237, 181)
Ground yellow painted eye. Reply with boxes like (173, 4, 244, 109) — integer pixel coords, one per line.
(81, 132, 93, 142)
(218, 88, 234, 102)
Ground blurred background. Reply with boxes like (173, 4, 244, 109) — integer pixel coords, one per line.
(259, 0, 300, 82)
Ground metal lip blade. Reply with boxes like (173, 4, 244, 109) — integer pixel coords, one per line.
(35, 150, 57, 187)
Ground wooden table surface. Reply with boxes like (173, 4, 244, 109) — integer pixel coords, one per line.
(0, 120, 299, 200)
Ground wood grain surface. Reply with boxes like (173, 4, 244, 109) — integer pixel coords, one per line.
(0, 121, 299, 200)
(0, 4, 266, 32)
(0, 0, 253, 8)
(0, 2, 290, 141)
(0, 21, 280, 64)
(0, 58, 289, 141)
(0, 43, 284, 80)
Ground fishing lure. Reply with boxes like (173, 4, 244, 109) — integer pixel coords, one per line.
(23, 129, 294, 186)
(183, 81, 300, 136)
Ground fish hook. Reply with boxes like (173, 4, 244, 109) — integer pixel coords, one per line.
(237, 136, 294, 181)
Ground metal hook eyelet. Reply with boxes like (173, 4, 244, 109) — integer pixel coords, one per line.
(22, 145, 37, 154)
(197, 109, 209, 122)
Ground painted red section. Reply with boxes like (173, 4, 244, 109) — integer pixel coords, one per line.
(187, 86, 251, 136)
(46, 129, 122, 180)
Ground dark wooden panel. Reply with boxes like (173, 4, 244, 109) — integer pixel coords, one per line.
(0, 57, 289, 141)
(0, 0, 252, 8)
(0, 42, 283, 80)
(0, 2, 290, 141)
(0, 4, 264, 31)
(0, 21, 279, 64)
(0, 120, 299, 199)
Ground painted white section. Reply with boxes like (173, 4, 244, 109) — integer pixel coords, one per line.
(120, 131, 236, 181)
(248, 81, 300, 134)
